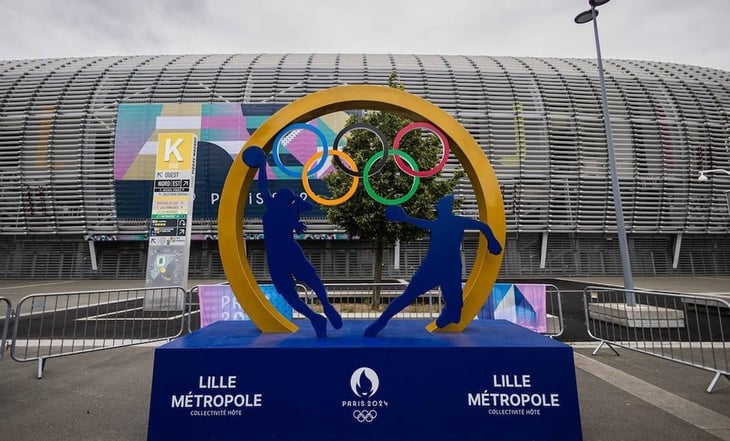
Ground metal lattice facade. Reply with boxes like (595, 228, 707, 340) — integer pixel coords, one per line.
(0, 54, 728, 279)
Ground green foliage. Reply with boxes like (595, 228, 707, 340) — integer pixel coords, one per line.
(323, 73, 464, 245)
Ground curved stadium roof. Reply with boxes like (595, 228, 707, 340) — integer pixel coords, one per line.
(0, 54, 728, 236)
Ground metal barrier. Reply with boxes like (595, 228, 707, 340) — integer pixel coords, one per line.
(305, 282, 442, 320)
(186, 282, 417, 330)
(302, 282, 565, 337)
(1, 281, 565, 375)
(0, 296, 10, 361)
(187, 285, 200, 333)
(184, 282, 565, 337)
(583, 286, 730, 393)
(545, 284, 566, 338)
(11, 286, 188, 378)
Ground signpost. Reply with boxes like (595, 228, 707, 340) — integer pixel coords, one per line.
(144, 133, 198, 310)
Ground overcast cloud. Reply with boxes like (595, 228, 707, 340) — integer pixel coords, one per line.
(1, 0, 728, 71)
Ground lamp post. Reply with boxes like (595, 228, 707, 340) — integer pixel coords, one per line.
(575, 0, 635, 304)
(698, 169, 730, 181)
(698, 169, 730, 215)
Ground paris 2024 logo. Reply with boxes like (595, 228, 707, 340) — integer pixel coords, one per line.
(342, 367, 389, 423)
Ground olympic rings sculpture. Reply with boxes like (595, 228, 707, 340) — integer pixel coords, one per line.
(270, 121, 450, 206)
(218, 85, 506, 335)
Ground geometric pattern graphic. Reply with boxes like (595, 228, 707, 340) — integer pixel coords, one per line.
(482, 283, 547, 333)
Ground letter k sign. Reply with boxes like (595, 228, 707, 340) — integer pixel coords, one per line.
(164, 138, 184, 162)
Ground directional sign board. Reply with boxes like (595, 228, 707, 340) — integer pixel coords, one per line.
(154, 179, 191, 193)
(145, 133, 198, 309)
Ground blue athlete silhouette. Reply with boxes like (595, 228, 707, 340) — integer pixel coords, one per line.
(242, 146, 342, 338)
(364, 195, 503, 337)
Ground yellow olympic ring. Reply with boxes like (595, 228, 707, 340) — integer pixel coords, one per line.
(218, 85, 505, 334)
(301, 150, 359, 206)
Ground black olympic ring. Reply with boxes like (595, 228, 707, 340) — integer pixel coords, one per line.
(352, 409, 378, 423)
(331, 123, 389, 178)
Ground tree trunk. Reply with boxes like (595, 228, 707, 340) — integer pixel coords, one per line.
(372, 238, 384, 310)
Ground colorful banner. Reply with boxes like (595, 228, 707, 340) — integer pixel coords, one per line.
(481, 283, 547, 333)
(198, 284, 293, 327)
(113, 103, 350, 220)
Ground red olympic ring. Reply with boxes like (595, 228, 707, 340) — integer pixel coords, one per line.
(391, 122, 450, 177)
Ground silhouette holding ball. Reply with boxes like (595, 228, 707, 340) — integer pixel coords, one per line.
(242, 146, 342, 337)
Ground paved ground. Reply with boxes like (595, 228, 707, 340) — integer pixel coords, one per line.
(0, 276, 728, 440)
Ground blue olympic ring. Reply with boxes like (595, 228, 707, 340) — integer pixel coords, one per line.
(272, 123, 329, 178)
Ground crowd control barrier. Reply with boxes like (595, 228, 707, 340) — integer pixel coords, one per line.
(0, 297, 10, 361)
(583, 286, 730, 392)
(298, 282, 565, 337)
(4, 282, 567, 376)
(305, 282, 441, 320)
(11, 286, 187, 378)
(187, 285, 201, 333)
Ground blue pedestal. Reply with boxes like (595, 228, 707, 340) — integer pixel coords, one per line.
(147, 320, 583, 441)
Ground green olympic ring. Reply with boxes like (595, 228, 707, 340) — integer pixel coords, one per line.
(362, 150, 420, 206)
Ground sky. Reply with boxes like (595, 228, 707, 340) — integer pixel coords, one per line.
(1, 0, 728, 71)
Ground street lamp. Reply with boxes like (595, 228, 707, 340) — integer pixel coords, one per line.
(698, 169, 730, 215)
(698, 169, 730, 181)
(575, 0, 636, 303)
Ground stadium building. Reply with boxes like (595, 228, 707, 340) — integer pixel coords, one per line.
(0, 54, 728, 280)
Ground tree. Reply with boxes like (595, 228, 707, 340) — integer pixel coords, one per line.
(323, 73, 463, 309)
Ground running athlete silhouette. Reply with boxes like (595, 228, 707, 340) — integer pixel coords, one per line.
(242, 146, 342, 338)
(364, 194, 502, 337)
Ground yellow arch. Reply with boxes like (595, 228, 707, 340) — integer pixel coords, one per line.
(218, 85, 505, 333)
